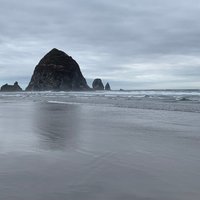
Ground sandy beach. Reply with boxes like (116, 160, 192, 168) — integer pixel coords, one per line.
(0, 91, 200, 200)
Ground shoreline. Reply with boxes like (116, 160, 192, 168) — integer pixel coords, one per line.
(0, 90, 200, 113)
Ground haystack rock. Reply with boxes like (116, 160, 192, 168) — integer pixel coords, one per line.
(0, 81, 22, 92)
(92, 78, 104, 90)
(105, 82, 111, 91)
(26, 48, 90, 91)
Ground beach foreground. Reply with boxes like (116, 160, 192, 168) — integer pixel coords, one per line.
(0, 91, 200, 200)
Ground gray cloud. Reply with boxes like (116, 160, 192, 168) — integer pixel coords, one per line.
(0, 0, 200, 89)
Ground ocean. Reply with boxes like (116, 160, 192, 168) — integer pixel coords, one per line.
(0, 90, 200, 200)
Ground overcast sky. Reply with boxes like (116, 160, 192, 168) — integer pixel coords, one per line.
(0, 0, 200, 89)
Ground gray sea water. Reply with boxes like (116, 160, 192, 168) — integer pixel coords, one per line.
(0, 90, 200, 200)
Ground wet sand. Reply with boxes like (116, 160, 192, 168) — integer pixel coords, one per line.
(0, 95, 200, 200)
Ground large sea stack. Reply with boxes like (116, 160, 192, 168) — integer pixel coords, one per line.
(26, 48, 90, 91)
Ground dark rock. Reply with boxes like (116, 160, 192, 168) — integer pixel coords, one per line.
(105, 82, 111, 91)
(0, 81, 23, 92)
(26, 48, 90, 91)
(92, 78, 104, 90)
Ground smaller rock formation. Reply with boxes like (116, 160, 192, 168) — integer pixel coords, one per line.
(92, 78, 104, 90)
(105, 82, 111, 91)
(0, 81, 23, 92)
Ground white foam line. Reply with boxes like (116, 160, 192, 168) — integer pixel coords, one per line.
(47, 101, 81, 105)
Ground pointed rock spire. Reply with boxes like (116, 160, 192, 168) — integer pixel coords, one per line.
(105, 82, 111, 91)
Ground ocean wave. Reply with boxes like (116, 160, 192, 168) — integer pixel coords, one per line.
(0, 90, 200, 113)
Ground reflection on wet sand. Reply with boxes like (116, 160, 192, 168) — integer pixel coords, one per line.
(34, 102, 82, 150)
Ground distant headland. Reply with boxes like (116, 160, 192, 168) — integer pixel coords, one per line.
(0, 81, 22, 92)
(0, 48, 111, 92)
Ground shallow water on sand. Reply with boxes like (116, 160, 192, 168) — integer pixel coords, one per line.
(0, 92, 200, 200)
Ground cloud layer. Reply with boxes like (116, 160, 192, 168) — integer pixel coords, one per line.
(0, 0, 200, 89)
